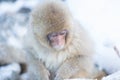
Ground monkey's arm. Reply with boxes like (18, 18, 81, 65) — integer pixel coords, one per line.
(54, 56, 94, 80)
(27, 54, 50, 80)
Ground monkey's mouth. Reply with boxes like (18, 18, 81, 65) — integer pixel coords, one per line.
(49, 39, 65, 51)
(51, 44, 64, 51)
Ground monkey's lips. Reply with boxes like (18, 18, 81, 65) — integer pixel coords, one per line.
(50, 39, 65, 50)
(53, 45, 64, 51)
(51, 42, 65, 51)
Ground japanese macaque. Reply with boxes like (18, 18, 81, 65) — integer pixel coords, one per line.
(0, 0, 106, 80)
(22, 0, 106, 80)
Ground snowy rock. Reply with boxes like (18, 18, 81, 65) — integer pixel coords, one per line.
(0, 63, 21, 80)
(102, 71, 120, 80)
(0, 0, 16, 3)
(0, 12, 28, 44)
(18, 7, 31, 14)
(94, 44, 120, 74)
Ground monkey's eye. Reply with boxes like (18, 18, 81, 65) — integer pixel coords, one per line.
(59, 30, 67, 35)
(50, 33, 58, 37)
(47, 33, 57, 40)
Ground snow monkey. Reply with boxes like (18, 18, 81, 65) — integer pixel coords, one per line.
(23, 0, 106, 80)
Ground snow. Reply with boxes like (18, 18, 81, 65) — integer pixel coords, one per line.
(0, 0, 40, 14)
(0, 0, 120, 77)
(66, 0, 120, 43)
(102, 71, 120, 80)
(94, 45, 120, 74)
(0, 63, 21, 80)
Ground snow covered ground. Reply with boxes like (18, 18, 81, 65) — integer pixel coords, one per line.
(0, 0, 120, 78)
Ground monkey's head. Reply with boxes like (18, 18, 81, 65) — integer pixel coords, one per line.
(30, 1, 73, 51)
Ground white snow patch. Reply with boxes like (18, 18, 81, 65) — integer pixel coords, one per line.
(0, 63, 21, 80)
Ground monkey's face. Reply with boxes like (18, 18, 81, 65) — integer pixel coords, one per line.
(31, 1, 73, 51)
(47, 30, 68, 51)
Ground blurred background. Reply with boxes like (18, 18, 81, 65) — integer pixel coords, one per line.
(0, 0, 120, 80)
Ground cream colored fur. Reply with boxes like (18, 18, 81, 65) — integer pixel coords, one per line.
(23, 0, 102, 80)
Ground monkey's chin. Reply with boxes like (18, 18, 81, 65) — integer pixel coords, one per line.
(52, 45, 64, 51)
